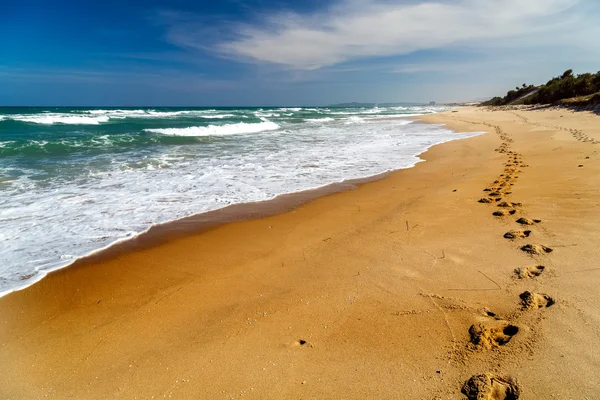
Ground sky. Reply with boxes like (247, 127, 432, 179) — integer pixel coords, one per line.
(1, 0, 599, 106)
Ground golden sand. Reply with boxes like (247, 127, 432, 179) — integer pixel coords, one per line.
(1, 107, 600, 399)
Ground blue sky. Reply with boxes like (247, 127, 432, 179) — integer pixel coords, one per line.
(1, 0, 599, 106)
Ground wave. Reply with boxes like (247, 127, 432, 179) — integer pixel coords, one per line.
(329, 108, 382, 115)
(305, 117, 335, 123)
(366, 114, 422, 119)
(199, 114, 236, 119)
(344, 116, 366, 124)
(87, 109, 147, 115)
(88, 109, 234, 119)
(0, 110, 244, 125)
(254, 112, 281, 118)
(10, 114, 110, 125)
(145, 121, 280, 137)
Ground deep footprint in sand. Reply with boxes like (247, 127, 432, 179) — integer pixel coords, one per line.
(503, 230, 532, 239)
(493, 210, 517, 217)
(469, 320, 519, 349)
(520, 291, 555, 309)
(294, 339, 313, 347)
(462, 373, 521, 400)
(514, 265, 545, 279)
(516, 217, 541, 225)
(479, 198, 495, 204)
(520, 244, 553, 255)
(498, 201, 522, 208)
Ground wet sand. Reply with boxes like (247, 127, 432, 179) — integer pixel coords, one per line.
(2, 107, 600, 399)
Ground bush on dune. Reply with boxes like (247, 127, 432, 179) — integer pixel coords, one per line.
(482, 69, 600, 106)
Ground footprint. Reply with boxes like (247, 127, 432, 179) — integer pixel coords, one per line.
(469, 320, 519, 349)
(503, 230, 532, 239)
(293, 339, 314, 348)
(462, 373, 521, 400)
(482, 309, 499, 318)
(514, 265, 545, 279)
(479, 198, 494, 204)
(493, 210, 517, 217)
(516, 217, 541, 225)
(498, 202, 522, 208)
(520, 291, 555, 309)
(520, 244, 553, 255)
(489, 192, 502, 197)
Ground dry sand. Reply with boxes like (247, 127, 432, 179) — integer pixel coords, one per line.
(1, 107, 600, 399)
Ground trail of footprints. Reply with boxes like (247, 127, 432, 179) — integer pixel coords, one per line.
(511, 111, 599, 144)
(462, 123, 558, 400)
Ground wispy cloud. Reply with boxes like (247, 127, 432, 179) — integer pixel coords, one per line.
(162, 0, 588, 70)
(0, 66, 236, 92)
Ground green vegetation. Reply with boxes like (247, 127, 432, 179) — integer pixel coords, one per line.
(484, 84, 537, 106)
(557, 92, 600, 106)
(482, 69, 600, 106)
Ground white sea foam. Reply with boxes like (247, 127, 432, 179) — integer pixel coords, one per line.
(254, 112, 281, 118)
(12, 114, 110, 125)
(367, 114, 422, 119)
(145, 111, 188, 117)
(344, 116, 366, 124)
(2, 110, 245, 125)
(145, 121, 280, 137)
(91, 109, 232, 119)
(305, 117, 335, 123)
(329, 108, 383, 115)
(198, 114, 236, 119)
(88, 109, 147, 116)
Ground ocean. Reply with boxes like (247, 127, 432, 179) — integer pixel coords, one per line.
(0, 105, 478, 296)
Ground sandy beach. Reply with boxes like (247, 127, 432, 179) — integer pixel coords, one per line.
(2, 107, 600, 399)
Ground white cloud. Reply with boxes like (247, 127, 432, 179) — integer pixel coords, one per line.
(200, 0, 583, 69)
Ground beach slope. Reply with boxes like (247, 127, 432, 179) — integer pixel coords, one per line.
(1, 107, 600, 399)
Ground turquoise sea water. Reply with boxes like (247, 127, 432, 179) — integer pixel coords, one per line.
(0, 105, 478, 296)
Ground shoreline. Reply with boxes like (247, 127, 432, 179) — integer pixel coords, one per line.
(3, 106, 600, 398)
(0, 116, 477, 299)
